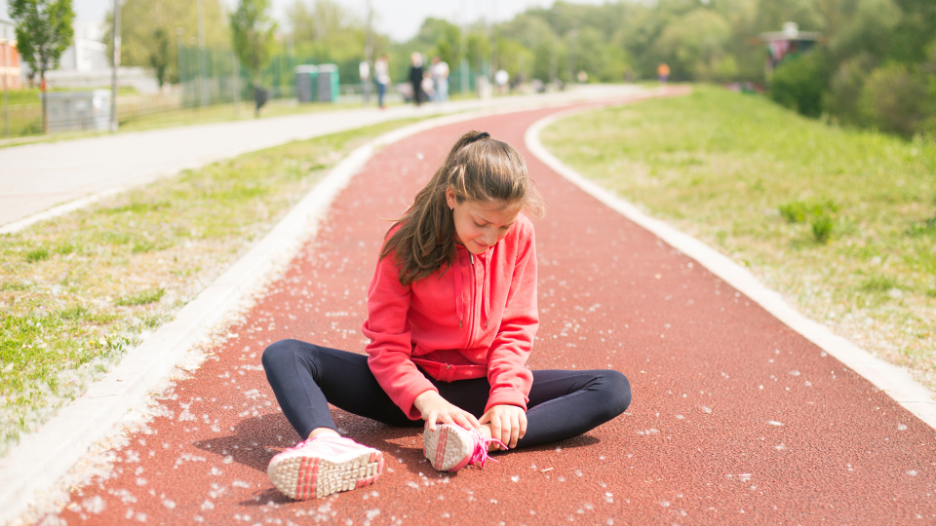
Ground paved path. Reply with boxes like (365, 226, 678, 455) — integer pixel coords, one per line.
(0, 85, 639, 232)
(27, 102, 936, 525)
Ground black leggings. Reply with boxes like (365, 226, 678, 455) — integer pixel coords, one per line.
(262, 339, 631, 449)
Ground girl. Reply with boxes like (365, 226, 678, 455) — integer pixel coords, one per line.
(262, 131, 631, 501)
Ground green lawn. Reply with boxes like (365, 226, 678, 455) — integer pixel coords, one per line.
(0, 117, 422, 455)
(542, 86, 936, 387)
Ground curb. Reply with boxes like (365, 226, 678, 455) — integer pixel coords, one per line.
(524, 107, 936, 432)
(0, 90, 656, 526)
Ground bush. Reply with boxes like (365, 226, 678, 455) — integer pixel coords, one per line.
(859, 64, 932, 137)
(769, 50, 830, 118)
(825, 53, 876, 124)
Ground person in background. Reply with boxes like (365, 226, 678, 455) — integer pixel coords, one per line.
(375, 54, 390, 110)
(657, 63, 670, 84)
(421, 71, 435, 103)
(431, 56, 449, 103)
(409, 53, 425, 107)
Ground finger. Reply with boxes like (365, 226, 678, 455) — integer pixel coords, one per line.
(509, 413, 520, 449)
(478, 412, 491, 426)
(499, 414, 511, 448)
(518, 412, 528, 440)
(490, 413, 502, 447)
(465, 411, 481, 429)
(453, 412, 472, 430)
(440, 413, 455, 427)
(427, 411, 438, 431)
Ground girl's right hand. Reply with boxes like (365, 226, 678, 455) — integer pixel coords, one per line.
(413, 390, 480, 431)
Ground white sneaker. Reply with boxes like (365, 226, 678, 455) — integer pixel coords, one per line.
(267, 435, 384, 500)
(423, 424, 506, 472)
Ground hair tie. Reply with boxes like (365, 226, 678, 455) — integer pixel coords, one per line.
(472, 132, 490, 142)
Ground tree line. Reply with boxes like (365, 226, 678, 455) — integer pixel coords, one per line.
(62, 0, 936, 136)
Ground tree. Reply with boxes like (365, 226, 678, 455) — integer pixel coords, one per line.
(9, 0, 75, 133)
(230, 0, 277, 115)
(149, 28, 171, 88)
(105, 0, 230, 86)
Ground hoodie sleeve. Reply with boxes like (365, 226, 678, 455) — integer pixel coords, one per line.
(485, 219, 538, 413)
(362, 248, 437, 420)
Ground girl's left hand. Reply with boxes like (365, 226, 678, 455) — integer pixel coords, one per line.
(479, 404, 527, 449)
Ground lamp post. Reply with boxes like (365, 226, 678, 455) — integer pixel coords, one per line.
(460, 0, 468, 95)
(3, 26, 10, 138)
(197, 0, 207, 107)
(176, 27, 185, 106)
(110, 0, 121, 132)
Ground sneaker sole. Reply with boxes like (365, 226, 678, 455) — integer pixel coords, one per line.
(423, 425, 472, 472)
(268, 448, 384, 500)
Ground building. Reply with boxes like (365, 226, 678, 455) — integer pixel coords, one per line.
(0, 18, 22, 90)
(758, 22, 822, 77)
(46, 20, 158, 94)
(58, 20, 109, 73)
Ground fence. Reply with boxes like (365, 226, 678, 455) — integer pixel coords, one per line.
(0, 48, 484, 138)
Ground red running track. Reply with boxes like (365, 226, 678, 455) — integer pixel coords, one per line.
(39, 102, 936, 526)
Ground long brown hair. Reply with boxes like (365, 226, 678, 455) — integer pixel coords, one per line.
(381, 130, 545, 286)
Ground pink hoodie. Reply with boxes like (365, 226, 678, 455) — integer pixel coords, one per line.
(362, 214, 538, 420)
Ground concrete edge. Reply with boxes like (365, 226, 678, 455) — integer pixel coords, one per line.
(524, 107, 936, 431)
(0, 92, 654, 526)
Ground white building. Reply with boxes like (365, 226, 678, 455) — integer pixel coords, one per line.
(46, 20, 158, 94)
(57, 20, 109, 73)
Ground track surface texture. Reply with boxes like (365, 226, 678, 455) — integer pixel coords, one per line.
(37, 104, 936, 526)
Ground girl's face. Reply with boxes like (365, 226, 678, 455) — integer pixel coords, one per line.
(446, 188, 521, 255)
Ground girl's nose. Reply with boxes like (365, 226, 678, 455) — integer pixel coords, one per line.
(483, 230, 497, 247)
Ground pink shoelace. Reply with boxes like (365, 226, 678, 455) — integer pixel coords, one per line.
(469, 428, 507, 468)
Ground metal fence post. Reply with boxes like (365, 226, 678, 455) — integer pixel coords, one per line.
(232, 53, 239, 118)
(110, 0, 121, 132)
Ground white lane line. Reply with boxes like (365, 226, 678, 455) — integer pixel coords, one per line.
(525, 107, 936, 432)
(0, 91, 650, 526)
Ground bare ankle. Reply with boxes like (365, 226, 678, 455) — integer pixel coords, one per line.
(478, 425, 499, 451)
(308, 428, 340, 440)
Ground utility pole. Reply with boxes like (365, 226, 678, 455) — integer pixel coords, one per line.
(460, 0, 468, 95)
(363, 0, 373, 104)
(3, 27, 10, 138)
(568, 20, 578, 84)
(197, 0, 207, 107)
(548, 10, 557, 86)
(176, 28, 185, 105)
(490, 0, 497, 79)
(232, 54, 239, 117)
(110, 0, 121, 132)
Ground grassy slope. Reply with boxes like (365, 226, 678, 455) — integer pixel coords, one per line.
(0, 117, 422, 454)
(542, 86, 936, 387)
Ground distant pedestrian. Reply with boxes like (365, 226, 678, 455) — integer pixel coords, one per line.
(374, 54, 390, 110)
(431, 56, 449, 102)
(657, 63, 670, 84)
(494, 69, 509, 95)
(421, 71, 435, 102)
(262, 131, 632, 501)
(409, 52, 425, 106)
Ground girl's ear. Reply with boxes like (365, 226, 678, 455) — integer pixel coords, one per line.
(445, 187, 457, 210)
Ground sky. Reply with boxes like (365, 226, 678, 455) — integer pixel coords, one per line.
(0, 0, 609, 42)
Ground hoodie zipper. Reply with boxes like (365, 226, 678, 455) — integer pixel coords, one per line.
(465, 252, 476, 349)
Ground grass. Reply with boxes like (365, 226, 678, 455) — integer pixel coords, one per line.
(0, 116, 424, 455)
(541, 85, 936, 388)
